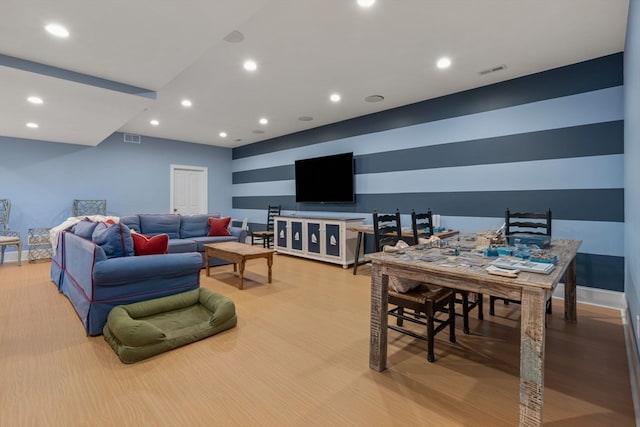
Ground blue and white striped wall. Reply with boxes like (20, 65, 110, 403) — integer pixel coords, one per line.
(232, 53, 624, 292)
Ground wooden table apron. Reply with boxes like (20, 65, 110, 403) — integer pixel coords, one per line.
(347, 224, 460, 275)
(205, 243, 274, 290)
(365, 238, 581, 427)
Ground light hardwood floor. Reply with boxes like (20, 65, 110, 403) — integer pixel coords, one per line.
(0, 255, 636, 426)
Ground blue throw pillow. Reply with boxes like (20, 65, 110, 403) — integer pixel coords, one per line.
(72, 218, 98, 240)
(92, 222, 134, 258)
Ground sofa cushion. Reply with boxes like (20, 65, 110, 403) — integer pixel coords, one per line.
(180, 214, 218, 238)
(92, 222, 134, 258)
(139, 214, 181, 239)
(72, 218, 99, 239)
(167, 238, 198, 253)
(120, 215, 141, 233)
(208, 216, 231, 236)
(131, 233, 169, 256)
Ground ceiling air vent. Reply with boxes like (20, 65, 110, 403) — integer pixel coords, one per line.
(479, 64, 507, 76)
(123, 133, 141, 144)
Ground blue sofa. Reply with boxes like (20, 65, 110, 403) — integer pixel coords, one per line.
(50, 213, 247, 336)
(53, 229, 202, 336)
(119, 213, 247, 267)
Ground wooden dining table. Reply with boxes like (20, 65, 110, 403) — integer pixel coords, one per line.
(346, 224, 459, 274)
(365, 237, 581, 427)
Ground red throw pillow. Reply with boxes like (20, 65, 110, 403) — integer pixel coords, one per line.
(131, 233, 169, 256)
(208, 216, 231, 236)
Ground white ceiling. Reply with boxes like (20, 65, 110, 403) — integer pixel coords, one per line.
(0, 0, 629, 148)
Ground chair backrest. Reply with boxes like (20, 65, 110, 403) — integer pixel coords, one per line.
(373, 209, 402, 252)
(0, 199, 10, 231)
(73, 199, 107, 217)
(411, 209, 433, 244)
(504, 208, 552, 236)
(266, 205, 281, 232)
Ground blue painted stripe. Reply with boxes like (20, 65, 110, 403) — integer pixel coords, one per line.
(356, 155, 624, 193)
(233, 53, 623, 159)
(233, 188, 623, 222)
(576, 253, 624, 292)
(232, 119, 623, 180)
(356, 121, 623, 174)
(232, 86, 623, 173)
(0, 54, 156, 98)
(233, 155, 623, 196)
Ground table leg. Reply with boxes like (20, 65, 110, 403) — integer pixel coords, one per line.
(237, 259, 245, 290)
(369, 263, 389, 372)
(353, 231, 363, 275)
(519, 288, 547, 427)
(267, 253, 273, 283)
(205, 249, 211, 277)
(564, 256, 577, 322)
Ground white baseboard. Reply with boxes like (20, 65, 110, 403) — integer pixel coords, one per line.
(623, 308, 640, 426)
(553, 283, 627, 310)
(0, 249, 28, 264)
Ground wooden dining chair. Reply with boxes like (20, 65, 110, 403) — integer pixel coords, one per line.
(411, 208, 434, 244)
(388, 283, 456, 362)
(251, 205, 281, 248)
(374, 209, 456, 362)
(411, 209, 483, 334)
(489, 208, 553, 316)
(372, 209, 402, 252)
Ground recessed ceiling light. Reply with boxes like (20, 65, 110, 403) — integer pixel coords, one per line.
(27, 96, 44, 104)
(45, 23, 69, 38)
(150, 119, 159, 126)
(365, 95, 384, 102)
(330, 93, 341, 103)
(259, 118, 268, 125)
(219, 132, 227, 138)
(181, 99, 192, 107)
(357, 0, 375, 7)
(243, 59, 257, 72)
(26, 122, 39, 128)
(437, 57, 452, 69)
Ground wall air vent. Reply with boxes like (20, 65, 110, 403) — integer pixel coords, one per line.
(123, 133, 141, 144)
(479, 64, 507, 76)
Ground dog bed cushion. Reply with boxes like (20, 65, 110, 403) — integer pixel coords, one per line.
(103, 288, 237, 363)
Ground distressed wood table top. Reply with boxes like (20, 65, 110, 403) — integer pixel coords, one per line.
(365, 237, 581, 427)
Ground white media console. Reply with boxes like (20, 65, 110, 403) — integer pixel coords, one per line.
(274, 215, 364, 268)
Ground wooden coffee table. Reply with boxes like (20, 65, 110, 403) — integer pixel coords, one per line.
(204, 242, 274, 290)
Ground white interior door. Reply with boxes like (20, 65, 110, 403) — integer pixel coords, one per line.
(170, 165, 207, 214)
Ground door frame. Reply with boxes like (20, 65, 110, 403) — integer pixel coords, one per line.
(170, 164, 208, 214)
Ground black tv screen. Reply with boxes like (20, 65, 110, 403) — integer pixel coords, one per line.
(295, 152, 355, 203)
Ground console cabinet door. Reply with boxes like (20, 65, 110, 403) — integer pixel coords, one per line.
(324, 223, 341, 257)
(276, 219, 288, 249)
(307, 221, 321, 254)
(291, 220, 304, 251)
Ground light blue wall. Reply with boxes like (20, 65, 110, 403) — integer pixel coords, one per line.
(624, 0, 640, 355)
(232, 54, 625, 292)
(0, 132, 232, 245)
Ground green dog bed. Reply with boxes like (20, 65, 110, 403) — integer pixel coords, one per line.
(103, 288, 237, 363)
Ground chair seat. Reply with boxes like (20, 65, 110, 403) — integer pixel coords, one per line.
(0, 236, 20, 243)
(389, 284, 454, 306)
(252, 230, 274, 237)
(387, 283, 456, 362)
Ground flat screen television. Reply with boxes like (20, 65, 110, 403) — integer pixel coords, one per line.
(295, 152, 355, 203)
